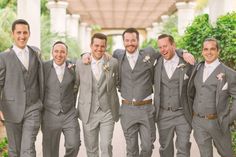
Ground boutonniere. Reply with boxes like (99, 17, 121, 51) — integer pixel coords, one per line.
(143, 55, 151, 63)
(216, 72, 225, 81)
(67, 63, 75, 69)
(103, 62, 110, 72)
(176, 63, 186, 71)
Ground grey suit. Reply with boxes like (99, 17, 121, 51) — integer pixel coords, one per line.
(0, 46, 44, 157)
(187, 62, 236, 157)
(76, 57, 119, 157)
(154, 55, 193, 157)
(113, 47, 159, 157)
(42, 60, 80, 157)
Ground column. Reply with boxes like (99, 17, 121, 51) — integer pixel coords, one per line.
(176, 2, 196, 35)
(47, 1, 68, 36)
(208, 0, 236, 24)
(85, 27, 92, 52)
(17, 0, 40, 47)
(146, 27, 153, 40)
(152, 22, 163, 38)
(66, 14, 80, 40)
(79, 22, 88, 53)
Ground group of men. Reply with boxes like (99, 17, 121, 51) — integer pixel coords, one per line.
(0, 18, 235, 157)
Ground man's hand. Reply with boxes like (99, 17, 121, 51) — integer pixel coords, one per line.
(82, 53, 91, 65)
(183, 50, 195, 65)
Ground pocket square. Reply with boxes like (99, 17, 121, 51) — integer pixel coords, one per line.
(112, 73, 115, 77)
(222, 82, 228, 90)
(184, 74, 189, 80)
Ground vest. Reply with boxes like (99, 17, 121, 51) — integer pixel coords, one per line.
(193, 65, 220, 114)
(120, 55, 153, 100)
(44, 67, 75, 115)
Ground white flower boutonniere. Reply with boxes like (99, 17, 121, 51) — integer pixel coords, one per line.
(67, 63, 75, 69)
(143, 55, 151, 63)
(216, 72, 225, 81)
(176, 63, 186, 71)
(103, 62, 110, 72)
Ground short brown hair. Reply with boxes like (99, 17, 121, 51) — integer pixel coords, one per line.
(158, 34, 175, 44)
(91, 33, 107, 45)
(12, 19, 30, 32)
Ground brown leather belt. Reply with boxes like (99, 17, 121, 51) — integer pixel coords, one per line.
(193, 112, 217, 120)
(122, 99, 152, 106)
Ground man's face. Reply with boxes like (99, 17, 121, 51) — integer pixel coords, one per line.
(52, 43, 68, 66)
(12, 24, 30, 49)
(202, 41, 219, 64)
(91, 38, 106, 60)
(123, 32, 139, 54)
(158, 37, 176, 60)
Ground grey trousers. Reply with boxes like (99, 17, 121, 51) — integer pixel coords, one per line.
(192, 116, 233, 157)
(42, 108, 81, 157)
(120, 104, 156, 157)
(5, 107, 41, 157)
(157, 110, 191, 157)
(83, 109, 115, 157)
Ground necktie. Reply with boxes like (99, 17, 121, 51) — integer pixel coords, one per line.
(203, 66, 211, 82)
(57, 68, 64, 83)
(20, 50, 28, 70)
(94, 61, 102, 81)
(129, 56, 136, 70)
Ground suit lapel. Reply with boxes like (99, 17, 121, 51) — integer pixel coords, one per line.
(156, 57, 163, 95)
(178, 59, 186, 96)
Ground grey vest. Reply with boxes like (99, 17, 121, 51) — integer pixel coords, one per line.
(21, 51, 40, 106)
(44, 68, 75, 115)
(91, 72, 110, 113)
(160, 67, 181, 109)
(120, 55, 153, 100)
(193, 65, 219, 114)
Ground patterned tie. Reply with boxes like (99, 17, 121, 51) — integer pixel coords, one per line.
(57, 68, 64, 83)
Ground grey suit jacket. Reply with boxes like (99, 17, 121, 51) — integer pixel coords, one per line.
(187, 61, 236, 132)
(154, 55, 193, 124)
(0, 46, 44, 123)
(76, 57, 120, 123)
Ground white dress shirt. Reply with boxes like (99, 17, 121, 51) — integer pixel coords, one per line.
(163, 52, 179, 79)
(53, 62, 66, 83)
(13, 45, 29, 70)
(91, 56, 104, 81)
(203, 59, 220, 82)
(126, 50, 139, 70)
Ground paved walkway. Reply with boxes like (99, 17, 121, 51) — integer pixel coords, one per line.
(36, 120, 220, 157)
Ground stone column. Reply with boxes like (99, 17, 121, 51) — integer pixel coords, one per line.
(85, 27, 92, 52)
(66, 14, 80, 40)
(47, 1, 68, 36)
(146, 27, 153, 40)
(208, 0, 236, 24)
(152, 22, 163, 38)
(17, 0, 40, 47)
(176, 2, 196, 35)
(79, 22, 88, 53)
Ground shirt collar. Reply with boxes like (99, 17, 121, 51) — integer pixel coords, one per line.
(53, 61, 66, 69)
(204, 59, 220, 68)
(126, 49, 139, 58)
(12, 45, 29, 54)
(91, 56, 104, 65)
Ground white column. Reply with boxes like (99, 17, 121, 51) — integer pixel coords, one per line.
(85, 27, 92, 52)
(47, 1, 68, 36)
(79, 22, 88, 53)
(66, 14, 80, 40)
(176, 2, 196, 35)
(152, 22, 163, 38)
(208, 0, 236, 24)
(17, 0, 40, 47)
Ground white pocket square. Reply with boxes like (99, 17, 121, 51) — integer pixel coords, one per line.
(112, 73, 115, 77)
(184, 74, 189, 80)
(222, 82, 228, 90)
